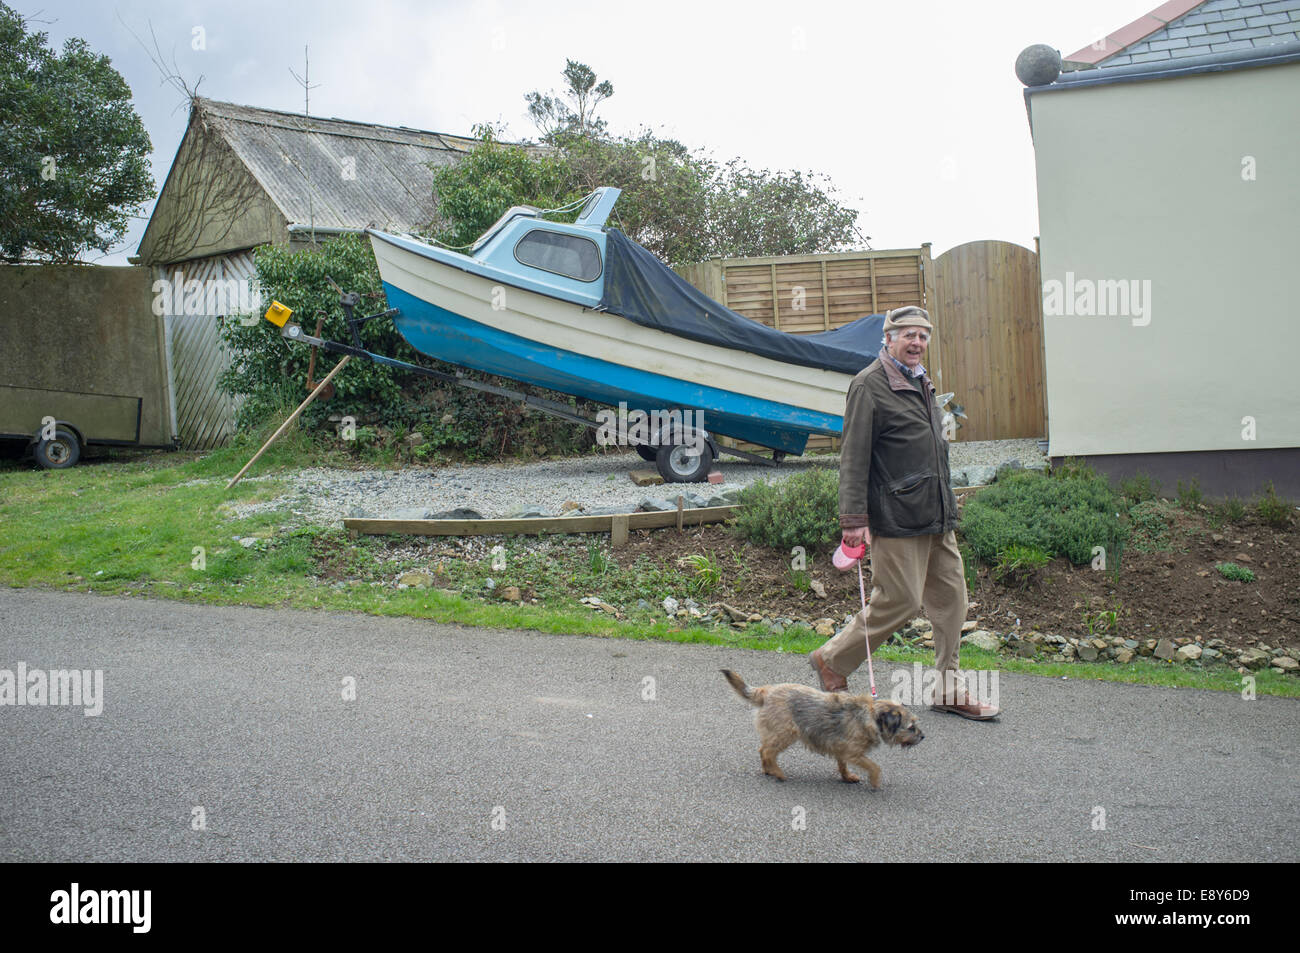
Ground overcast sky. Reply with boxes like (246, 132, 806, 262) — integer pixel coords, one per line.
(18, 0, 1160, 266)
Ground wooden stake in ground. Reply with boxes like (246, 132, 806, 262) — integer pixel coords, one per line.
(226, 356, 351, 490)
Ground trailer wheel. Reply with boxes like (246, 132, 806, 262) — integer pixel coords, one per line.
(656, 439, 714, 483)
(33, 429, 81, 469)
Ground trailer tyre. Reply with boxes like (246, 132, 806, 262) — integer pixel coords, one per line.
(33, 429, 81, 469)
(656, 439, 714, 483)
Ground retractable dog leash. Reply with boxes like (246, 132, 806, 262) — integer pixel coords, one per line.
(834, 540, 876, 698)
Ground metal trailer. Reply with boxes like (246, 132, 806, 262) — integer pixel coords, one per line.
(0, 384, 168, 468)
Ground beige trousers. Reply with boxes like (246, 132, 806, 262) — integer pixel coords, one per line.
(819, 530, 967, 679)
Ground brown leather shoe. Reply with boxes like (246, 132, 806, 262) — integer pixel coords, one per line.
(931, 690, 1000, 720)
(808, 649, 847, 693)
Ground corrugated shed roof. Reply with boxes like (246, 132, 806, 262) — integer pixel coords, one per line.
(1065, 0, 1300, 69)
(195, 98, 479, 232)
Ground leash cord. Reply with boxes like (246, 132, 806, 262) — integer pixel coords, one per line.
(856, 558, 877, 698)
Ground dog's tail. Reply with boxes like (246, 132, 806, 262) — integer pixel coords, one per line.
(721, 669, 764, 706)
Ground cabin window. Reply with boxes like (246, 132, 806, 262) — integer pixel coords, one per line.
(514, 229, 602, 282)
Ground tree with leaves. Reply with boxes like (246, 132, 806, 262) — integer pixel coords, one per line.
(0, 3, 154, 262)
(525, 59, 614, 143)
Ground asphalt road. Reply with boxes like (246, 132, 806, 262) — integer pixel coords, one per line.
(1, 588, 1296, 862)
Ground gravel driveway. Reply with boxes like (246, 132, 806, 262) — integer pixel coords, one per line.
(226, 438, 1047, 527)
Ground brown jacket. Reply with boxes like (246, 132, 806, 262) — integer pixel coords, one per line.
(838, 347, 958, 538)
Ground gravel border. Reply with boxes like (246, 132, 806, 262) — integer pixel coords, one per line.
(222, 438, 1047, 527)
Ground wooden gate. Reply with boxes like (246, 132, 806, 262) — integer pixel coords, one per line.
(931, 240, 1045, 442)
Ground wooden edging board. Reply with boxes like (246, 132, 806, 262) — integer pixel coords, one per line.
(344, 487, 992, 539)
(344, 504, 741, 537)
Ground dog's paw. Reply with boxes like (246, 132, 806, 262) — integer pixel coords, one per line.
(841, 773, 861, 784)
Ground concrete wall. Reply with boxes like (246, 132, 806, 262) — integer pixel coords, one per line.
(1030, 61, 1300, 480)
(0, 264, 174, 447)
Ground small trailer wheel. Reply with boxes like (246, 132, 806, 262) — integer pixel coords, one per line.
(656, 439, 714, 483)
(33, 429, 81, 469)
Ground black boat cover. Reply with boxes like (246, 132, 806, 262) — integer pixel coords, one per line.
(597, 229, 882, 376)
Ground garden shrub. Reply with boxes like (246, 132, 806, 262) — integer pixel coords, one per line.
(959, 469, 1128, 567)
(731, 468, 840, 554)
(1255, 482, 1294, 530)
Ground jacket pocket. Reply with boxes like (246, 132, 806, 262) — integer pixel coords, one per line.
(880, 470, 940, 531)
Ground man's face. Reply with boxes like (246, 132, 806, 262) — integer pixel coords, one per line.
(886, 326, 930, 369)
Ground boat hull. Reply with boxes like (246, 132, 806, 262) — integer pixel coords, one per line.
(370, 233, 852, 454)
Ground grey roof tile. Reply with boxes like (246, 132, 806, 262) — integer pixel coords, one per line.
(1130, 49, 1174, 61)
(1232, 4, 1265, 14)
(1167, 24, 1209, 36)
(1186, 31, 1219, 44)
(1229, 25, 1274, 36)
(1206, 18, 1247, 32)
(1148, 37, 1192, 49)
(1260, 0, 1300, 12)
(1247, 12, 1293, 24)
(193, 99, 480, 233)
(1210, 37, 1261, 49)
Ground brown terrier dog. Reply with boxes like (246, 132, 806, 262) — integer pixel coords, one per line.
(721, 670, 923, 788)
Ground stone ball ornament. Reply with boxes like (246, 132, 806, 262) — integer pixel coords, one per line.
(1015, 44, 1062, 86)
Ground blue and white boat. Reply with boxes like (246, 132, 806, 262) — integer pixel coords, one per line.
(367, 187, 884, 480)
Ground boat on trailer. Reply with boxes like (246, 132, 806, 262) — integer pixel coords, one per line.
(360, 187, 885, 482)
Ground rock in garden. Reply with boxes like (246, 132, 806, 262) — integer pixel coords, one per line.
(397, 571, 435, 588)
(720, 604, 749, 623)
(1176, 644, 1203, 662)
(962, 630, 1002, 652)
(504, 506, 551, 519)
(639, 498, 676, 513)
(501, 586, 522, 601)
(1115, 648, 1135, 663)
(809, 579, 827, 598)
(1271, 657, 1299, 673)
(1153, 639, 1176, 660)
(662, 597, 679, 615)
(429, 507, 484, 520)
(1078, 645, 1099, 662)
(965, 465, 997, 486)
(814, 620, 836, 637)
(1237, 648, 1270, 669)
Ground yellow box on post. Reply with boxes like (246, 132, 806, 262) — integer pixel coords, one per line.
(264, 301, 293, 327)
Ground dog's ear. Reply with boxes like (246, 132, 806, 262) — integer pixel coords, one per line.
(876, 707, 902, 735)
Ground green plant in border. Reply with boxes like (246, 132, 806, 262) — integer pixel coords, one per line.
(1177, 478, 1203, 511)
(1254, 482, 1293, 530)
(730, 467, 840, 553)
(992, 544, 1050, 588)
(1215, 562, 1255, 582)
(682, 553, 721, 595)
(959, 466, 1128, 568)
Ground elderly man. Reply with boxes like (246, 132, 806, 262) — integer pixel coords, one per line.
(809, 306, 998, 720)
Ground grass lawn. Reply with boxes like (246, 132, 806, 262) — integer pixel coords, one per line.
(1, 432, 1295, 698)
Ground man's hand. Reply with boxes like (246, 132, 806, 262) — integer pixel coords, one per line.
(842, 526, 872, 548)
